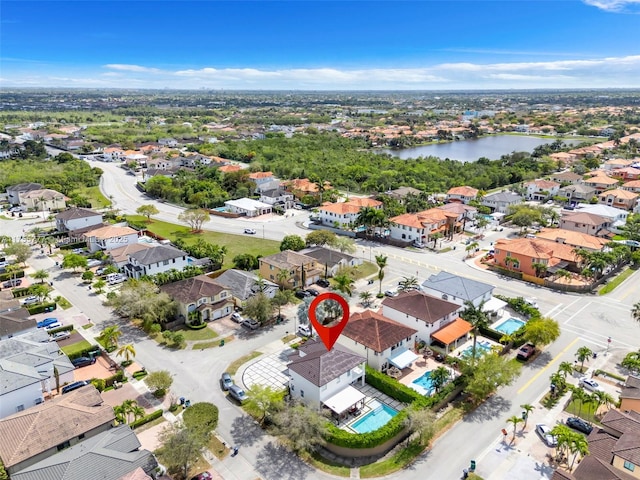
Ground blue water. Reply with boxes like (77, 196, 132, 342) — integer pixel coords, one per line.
(212, 206, 229, 212)
(412, 371, 435, 395)
(351, 404, 398, 433)
(494, 318, 526, 335)
(461, 341, 492, 358)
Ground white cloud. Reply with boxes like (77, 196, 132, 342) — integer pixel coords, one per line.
(104, 64, 164, 74)
(583, 0, 640, 12)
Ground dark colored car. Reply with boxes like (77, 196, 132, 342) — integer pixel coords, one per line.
(316, 279, 330, 288)
(241, 319, 259, 330)
(295, 290, 311, 299)
(191, 472, 213, 480)
(305, 288, 320, 297)
(220, 372, 233, 391)
(517, 344, 536, 361)
(62, 380, 90, 394)
(566, 416, 593, 434)
(228, 384, 248, 403)
(72, 356, 96, 368)
(2, 278, 22, 288)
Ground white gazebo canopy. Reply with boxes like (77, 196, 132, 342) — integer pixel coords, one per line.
(387, 347, 419, 370)
(323, 386, 365, 414)
(482, 297, 508, 313)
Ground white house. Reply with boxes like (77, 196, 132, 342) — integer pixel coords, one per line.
(259, 189, 295, 209)
(575, 203, 629, 233)
(224, 198, 272, 217)
(6, 183, 42, 206)
(55, 207, 103, 233)
(481, 191, 523, 214)
(19, 189, 67, 212)
(248, 171, 280, 193)
(0, 330, 74, 420)
(287, 340, 365, 411)
(420, 271, 495, 308)
(102, 147, 126, 162)
(123, 244, 189, 280)
(83, 224, 139, 253)
(158, 138, 178, 148)
(381, 291, 461, 345)
(319, 198, 382, 229)
(445, 186, 479, 204)
(338, 310, 418, 372)
(524, 179, 561, 201)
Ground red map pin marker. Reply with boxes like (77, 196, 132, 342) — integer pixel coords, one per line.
(308, 292, 350, 351)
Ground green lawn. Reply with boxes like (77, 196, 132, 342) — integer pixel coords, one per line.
(227, 351, 262, 375)
(125, 215, 280, 268)
(70, 186, 111, 209)
(175, 326, 218, 341)
(192, 336, 233, 350)
(599, 267, 636, 295)
(565, 398, 598, 423)
(60, 339, 92, 357)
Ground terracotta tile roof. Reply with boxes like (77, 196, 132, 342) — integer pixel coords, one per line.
(0, 386, 115, 469)
(259, 250, 317, 270)
(248, 171, 273, 179)
(438, 203, 477, 215)
(525, 179, 561, 189)
(344, 310, 417, 352)
(446, 186, 479, 197)
(84, 225, 138, 240)
(536, 228, 609, 250)
(218, 165, 242, 173)
(561, 212, 609, 226)
(107, 243, 154, 264)
(585, 175, 619, 185)
(599, 188, 639, 200)
(622, 180, 640, 189)
(494, 237, 579, 262)
(553, 171, 583, 181)
(382, 291, 459, 325)
(320, 198, 382, 215)
(431, 318, 473, 345)
(390, 208, 449, 228)
(344, 197, 382, 208)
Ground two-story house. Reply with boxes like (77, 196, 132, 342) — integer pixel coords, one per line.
(557, 184, 597, 203)
(224, 198, 272, 217)
(259, 250, 323, 288)
(6, 183, 43, 206)
(575, 203, 629, 234)
(55, 207, 103, 233)
(381, 291, 461, 346)
(160, 274, 233, 325)
(623, 180, 640, 194)
(102, 147, 126, 162)
(481, 191, 523, 214)
(420, 271, 495, 308)
(445, 186, 479, 204)
(493, 237, 581, 277)
(536, 228, 609, 251)
(300, 247, 362, 278)
(583, 174, 620, 194)
(158, 138, 178, 148)
(551, 171, 584, 185)
(599, 188, 639, 211)
(212, 269, 278, 307)
(610, 167, 640, 182)
(83, 224, 139, 252)
(338, 310, 418, 372)
(19, 189, 67, 212)
(123, 244, 189, 280)
(389, 208, 455, 244)
(559, 211, 611, 236)
(259, 188, 295, 209)
(248, 171, 280, 193)
(318, 198, 382, 229)
(287, 339, 366, 411)
(523, 179, 561, 201)
(0, 385, 115, 475)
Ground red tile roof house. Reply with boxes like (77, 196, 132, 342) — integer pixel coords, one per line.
(318, 198, 382, 229)
(622, 180, 640, 194)
(610, 167, 640, 181)
(583, 174, 620, 194)
(445, 186, 479, 205)
(598, 188, 639, 211)
(493, 237, 581, 278)
(337, 310, 418, 372)
(389, 208, 459, 245)
(523, 179, 561, 201)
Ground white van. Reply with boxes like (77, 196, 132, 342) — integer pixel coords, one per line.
(106, 273, 126, 285)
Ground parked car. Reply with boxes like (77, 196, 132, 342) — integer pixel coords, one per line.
(71, 356, 96, 368)
(297, 324, 312, 337)
(305, 288, 320, 297)
(579, 378, 601, 392)
(95, 267, 107, 276)
(86, 259, 103, 268)
(2, 278, 22, 288)
(62, 380, 90, 394)
(316, 279, 330, 288)
(50, 331, 71, 341)
(191, 473, 213, 480)
(295, 290, 311, 299)
(228, 384, 248, 403)
(517, 344, 536, 361)
(242, 319, 260, 330)
(220, 372, 233, 391)
(230, 312, 244, 323)
(37, 317, 59, 329)
(243, 228, 256, 235)
(536, 423, 558, 447)
(566, 416, 593, 434)
(107, 273, 126, 285)
(384, 289, 399, 297)
(524, 298, 539, 309)
(21, 295, 39, 305)
(413, 240, 426, 249)
(44, 322, 63, 331)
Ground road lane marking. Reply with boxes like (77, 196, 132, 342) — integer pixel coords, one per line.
(517, 337, 580, 395)
(563, 302, 592, 326)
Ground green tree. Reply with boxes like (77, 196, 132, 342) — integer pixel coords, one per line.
(116, 343, 136, 363)
(430, 366, 450, 393)
(305, 230, 336, 246)
(621, 350, 640, 373)
(271, 289, 294, 318)
(520, 403, 534, 430)
(333, 236, 357, 254)
(575, 346, 593, 372)
(463, 353, 521, 405)
(157, 421, 207, 480)
(359, 291, 373, 307)
(177, 208, 210, 232)
(522, 316, 560, 347)
(280, 234, 305, 252)
(568, 434, 589, 471)
(375, 254, 387, 295)
(332, 272, 355, 296)
(30, 269, 49, 284)
(460, 300, 489, 365)
(243, 292, 274, 325)
(145, 370, 173, 396)
(404, 407, 436, 445)
(136, 204, 159, 222)
(61, 252, 88, 272)
(106, 279, 177, 328)
(558, 361, 574, 379)
(233, 253, 259, 271)
(397, 275, 419, 292)
(4, 242, 31, 265)
(30, 283, 51, 302)
(82, 270, 95, 282)
(245, 384, 284, 425)
(272, 402, 327, 453)
(182, 402, 219, 435)
(507, 415, 523, 440)
(93, 279, 107, 294)
(99, 325, 122, 349)
(571, 386, 589, 419)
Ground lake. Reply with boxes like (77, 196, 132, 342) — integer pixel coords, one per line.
(379, 135, 581, 163)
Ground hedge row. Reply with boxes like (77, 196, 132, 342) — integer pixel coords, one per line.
(12, 287, 32, 298)
(67, 345, 102, 360)
(59, 241, 87, 250)
(48, 325, 74, 334)
(365, 366, 425, 405)
(325, 409, 408, 448)
(27, 302, 57, 315)
(0, 270, 25, 282)
(131, 409, 163, 429)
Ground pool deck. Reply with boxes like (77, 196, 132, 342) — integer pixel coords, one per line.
(336, 384, 407, 433)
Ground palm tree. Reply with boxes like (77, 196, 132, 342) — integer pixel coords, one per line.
(591, 390, 615, 418)
(571, 387, 589, 419)
(332, 273, 355, 296)
(558, 361, 574, 379)
(113, 404, 127, 424)
(549, 372, 566, 397)
(531, 262, 548, 278)
(116, 344, 136, 363)
(507, 415, 523, 441)
(575, 346, 593, 372)
(375, 254, 387, 295)
(632, 301, 640, 324)
(430, 366, 450, 393)
(121, 399, 137, 424)
(520, 404, 534, 430)
(465, 242, 479, 258)
(460, 300, 488, 365)
(30, 269, 49, 284)
(555, 269, 572, 283)
(100, 325, 123, 350)
(397, 275, 419, 292)
(568, 434, 589, 471)
(499, 332, 516, 349)
(551, 424, 573, 464)
(131, 405, 145, 423)
(359, 291, 373, 307)
(276, 269, 291, 291)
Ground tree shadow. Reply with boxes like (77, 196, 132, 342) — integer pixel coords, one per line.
(254, 441, 313, 480)
(229, 414, 264, 447)
(464, 395, 511, 422)
(534, 460, 555, 477)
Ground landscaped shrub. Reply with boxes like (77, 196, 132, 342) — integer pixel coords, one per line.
(183, 402, 219, 432)
(132, 370, 148, 380)
(495, 295, 540, 319)
(91, 378, 106, 392)
(67, 346, 102, 360)
(130, 409, 163, 429)
(104, 369, 126, 388)
(58, 241, 87, 251)
(365, 366, 425, 404)
(0, 270, 25, 282)
(187, 322, 207, 330)
(47, 324, 73, 334)
(27, 302, 57, 315)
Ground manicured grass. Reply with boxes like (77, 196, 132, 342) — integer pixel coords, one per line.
(71, 186, 111, 209)
(565, 398, 598, 423)
(360, 442, 424, 478)
(599, 267, 636, 295)
(60, 339, 92, 357)
(82, 323, 93, 329)
(125, 215, 280, 268)
(176, 326, 218, 341)
(192, 336, 234, 350)
(54, 296, 72, 309)
(208, 435, 229, 460)
(227, 351, 262, 375)
(281, 334, 296, 343)
(300, 450, 350, 477)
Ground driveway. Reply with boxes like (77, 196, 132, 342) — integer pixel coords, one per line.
(241, 349, 293, 391)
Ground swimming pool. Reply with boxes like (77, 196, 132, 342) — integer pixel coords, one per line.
(351, 403, 398, 433)
(461, 341, 492, 358)
(494, 318, 526, 335)
(412, 371, 435, 395)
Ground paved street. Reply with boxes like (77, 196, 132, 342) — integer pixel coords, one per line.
(4, 154, 640, 479)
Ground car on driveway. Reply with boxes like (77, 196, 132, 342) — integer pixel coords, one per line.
(21, 295, 39, 305)
(71, 356, 96, 368)
(566, 417, 593, 434)
(228, 385, 248, 403)
(2, 278, 22, 288)
(244, 228, 256, 235)
(305, 288, 320, 297)
(231, 312, 244, 323)
(297, 324, 312, 337)
(579, 377, 601, 392)
(295, 290, 311, 299)
(44, 322, 63, 331)
(50, 331, 71, 341)
(384, 289, 399, 297)
(241, 319, 259, 330)
(536, 423, 558, 447)
(220, 372, 233, 391)
(517, 344, 536, 361)
(316, 279, 330, 288)
(191, 473, 213, 480)
(37, 317, 59, 329)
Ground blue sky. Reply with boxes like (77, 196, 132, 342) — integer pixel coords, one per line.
(2, 0, 640, 90)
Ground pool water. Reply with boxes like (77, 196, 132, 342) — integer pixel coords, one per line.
(351, 404, 398, 433)
(412, 371, 435, 395)
(461, 341, 492, 358)
(494, 318, 525, 335)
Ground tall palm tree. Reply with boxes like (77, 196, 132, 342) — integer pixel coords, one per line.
(520, 404, 534, 430)
(332, 273, 354, 297)
(375, 254, 387, 295)
(460, 300, 488, 365)
(359, 291, 373, 307)
(397, 275, 419, 292)
(571, 387, 589, 419)
(116, 344, 136, 363)
(30, 269, 49, 284)
(130, 405, 145, 423)
(276, 269, 290, 291)
(430, 366, 450, 393)
(100, 325, 123, 350)
(591, 390, 615, 419)
(575, 346, 593, 372)
(507, 415, 523, 440)
(568, 435, 589, 471)
(632, 301, 640, 324)
(558, 361, 574, 379)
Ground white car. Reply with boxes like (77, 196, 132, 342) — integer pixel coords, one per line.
(230, 312, 244, 323)
(385, 289, 399, 297)
(50, 331, 71, 341)
(579, 378, 601, 392)
(536, 424, 557, 447)
(297, 324, 312, 337)
(243, 228, 256, 235)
